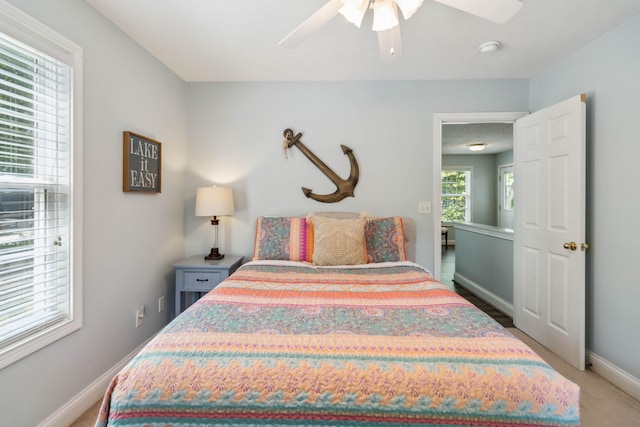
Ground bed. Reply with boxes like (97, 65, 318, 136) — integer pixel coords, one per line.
(97, 214, 580, 426)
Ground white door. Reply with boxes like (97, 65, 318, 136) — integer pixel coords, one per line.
(513, 94, 587, 370)
(498, 164, 514, 229)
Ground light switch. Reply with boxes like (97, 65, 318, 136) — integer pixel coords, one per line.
(418, 201, 431, 214)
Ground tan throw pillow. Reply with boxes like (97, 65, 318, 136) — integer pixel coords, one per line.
(312, 216, 367, 266)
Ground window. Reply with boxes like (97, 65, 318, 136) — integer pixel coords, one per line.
(498, 164, 514, 229)
(441, 168, 471, 222)
(502, 170, 514, 211)
(0, 2, 82, 369)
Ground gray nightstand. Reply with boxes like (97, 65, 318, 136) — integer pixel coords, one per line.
(173, 255, 244, 315)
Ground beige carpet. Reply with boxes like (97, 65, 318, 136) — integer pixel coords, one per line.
(509, 328, 640, 427)
(71, 330, 640, 426)
(69, 398, 101, 427)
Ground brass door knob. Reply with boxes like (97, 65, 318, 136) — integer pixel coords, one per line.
(563, 241, 577, 251)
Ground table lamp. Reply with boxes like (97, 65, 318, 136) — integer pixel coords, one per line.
(195, 186, 235, 260)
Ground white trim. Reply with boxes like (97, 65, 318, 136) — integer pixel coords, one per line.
(454, 222, 514, 240)
(0, 0, 81, 63)
(587, 351, 640, 401)
(433, 112, 527, 282)
(433, 116, 442, 279)
(37, 338, 153, 427)
(453, 271, 514, 317)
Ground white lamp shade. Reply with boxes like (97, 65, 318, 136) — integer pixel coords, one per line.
(195, 186, 235, 217)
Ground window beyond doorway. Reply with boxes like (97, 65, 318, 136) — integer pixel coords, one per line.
(441, 168, 471, 222)
(498, 164, 514, 229)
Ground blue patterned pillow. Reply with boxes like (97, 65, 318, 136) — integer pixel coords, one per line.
(365, 217, 407, 263)
(252, 217, 313, 262)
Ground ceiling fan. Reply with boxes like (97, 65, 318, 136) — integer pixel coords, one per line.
(279, 0, 524, 61)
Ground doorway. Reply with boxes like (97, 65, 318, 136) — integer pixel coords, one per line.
(432, 112, 527, 280)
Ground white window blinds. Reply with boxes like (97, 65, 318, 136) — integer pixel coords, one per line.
(0, 31, 72, 353)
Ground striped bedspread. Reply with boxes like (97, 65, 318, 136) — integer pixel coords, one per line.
(97, 261, 580, 426)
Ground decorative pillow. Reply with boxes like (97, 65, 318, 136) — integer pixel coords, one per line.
(365, 217, 407, 263)
(311, 215, 367, 266)
(252, 216, 313, 262)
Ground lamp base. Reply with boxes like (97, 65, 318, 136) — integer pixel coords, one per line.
(205, 248, 224, 260)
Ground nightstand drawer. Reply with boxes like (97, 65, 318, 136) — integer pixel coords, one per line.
(182, 271, 223, 291)
(174, 255, 244, 316)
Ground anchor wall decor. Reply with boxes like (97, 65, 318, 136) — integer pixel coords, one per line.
(283, 128, 359, 203)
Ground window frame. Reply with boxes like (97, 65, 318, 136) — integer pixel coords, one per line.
(441, 166, 472, 223)
(0, 0, 83, 370)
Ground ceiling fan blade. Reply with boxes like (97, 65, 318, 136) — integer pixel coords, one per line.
(377, 25, 403, 61)
(279, 0, 343, 48)
(433, 0, 523, 24)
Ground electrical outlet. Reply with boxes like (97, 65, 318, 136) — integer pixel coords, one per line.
(135, 305, 145, 328)
(418, 200, 431, 214)
(158, 296, 166, 312)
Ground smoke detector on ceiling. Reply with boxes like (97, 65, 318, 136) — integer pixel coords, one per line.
(479, 40, 502, 53)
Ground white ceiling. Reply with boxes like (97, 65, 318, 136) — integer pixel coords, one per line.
(442, 123, 513, 155)
(85, 0, 640, 82)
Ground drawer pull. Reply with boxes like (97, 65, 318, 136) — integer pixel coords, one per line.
(196, 278, 209, 282)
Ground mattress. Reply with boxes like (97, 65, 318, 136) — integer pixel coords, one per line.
(97, 261, 580, 426)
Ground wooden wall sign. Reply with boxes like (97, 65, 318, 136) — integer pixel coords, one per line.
(123, 131, 162, 193)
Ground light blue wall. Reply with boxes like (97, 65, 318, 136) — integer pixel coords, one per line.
(455, 227, 513, 303)
(0, 1, 187, 425)
(496, 150, 513, 166)
(185, 81, 529, 271)
(530, 14, 640, 380)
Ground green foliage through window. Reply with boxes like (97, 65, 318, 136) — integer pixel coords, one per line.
(0, 42, 35, 176)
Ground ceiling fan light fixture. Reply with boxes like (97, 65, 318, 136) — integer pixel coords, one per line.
(395, 0, 424, 20)
(372, 0, 399, 32)
(339, 0, 369, 28)
(467, 143, 487, 152)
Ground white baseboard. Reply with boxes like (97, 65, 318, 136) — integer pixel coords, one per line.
(38, 338, 152, 427)
(587, 350, 640, 401)
(453, 272, 513, 317)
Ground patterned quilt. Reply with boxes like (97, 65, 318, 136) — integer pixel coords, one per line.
(97, 261, 580, 426)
